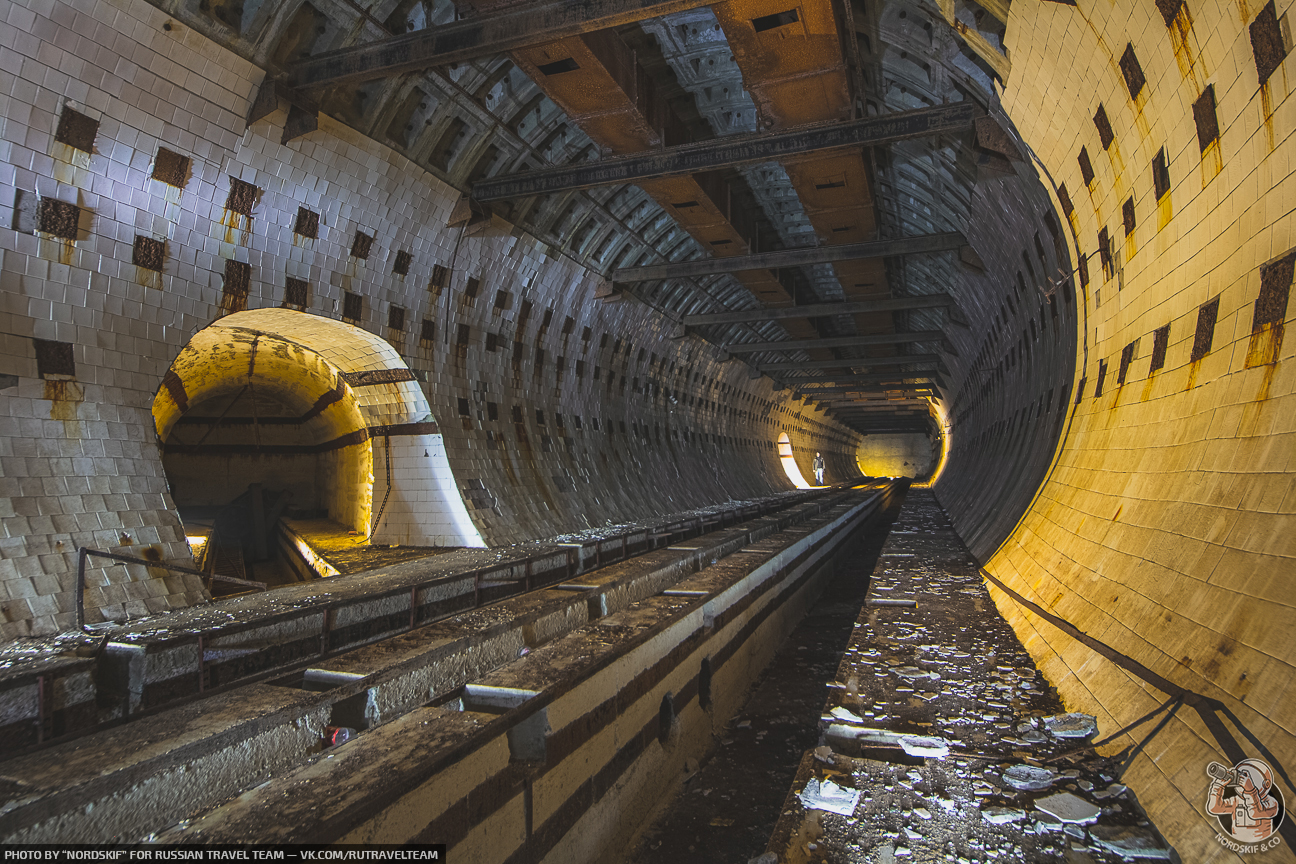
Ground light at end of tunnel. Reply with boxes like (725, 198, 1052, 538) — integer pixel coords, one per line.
(185, 535, 208, 555)
(913, 401, 952, 489)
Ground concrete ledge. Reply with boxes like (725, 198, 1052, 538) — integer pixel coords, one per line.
(0, 489, 884, 842)
(158, 488, 893, 859)
(0, 491, 828, 751)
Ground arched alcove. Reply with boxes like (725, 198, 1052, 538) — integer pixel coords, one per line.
(152, 309, 485, 587)
(776, 433, 812, 489)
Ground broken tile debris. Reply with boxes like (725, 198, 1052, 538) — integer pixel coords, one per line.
(760, 491, 1173, 863)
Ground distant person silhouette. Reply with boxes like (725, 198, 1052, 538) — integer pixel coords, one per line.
(813, 452, 825, 485)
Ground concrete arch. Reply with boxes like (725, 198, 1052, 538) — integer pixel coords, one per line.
(152, 309, 484, 549)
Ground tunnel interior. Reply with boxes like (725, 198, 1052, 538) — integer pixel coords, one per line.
(0, 0, 1291, 858)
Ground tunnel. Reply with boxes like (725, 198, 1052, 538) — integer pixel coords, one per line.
(0, 0, 1292, 861)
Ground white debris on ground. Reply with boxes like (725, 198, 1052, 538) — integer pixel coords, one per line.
(767, 491, 1174, 863)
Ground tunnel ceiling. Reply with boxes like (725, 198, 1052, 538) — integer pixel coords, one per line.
(166, 0, 1074, 445)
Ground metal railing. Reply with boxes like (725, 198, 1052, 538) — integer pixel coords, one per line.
(76, 547, 266, 632)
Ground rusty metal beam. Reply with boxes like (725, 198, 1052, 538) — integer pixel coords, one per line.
(785, 372, 937, 386)
(686, 295, 951, 328)
(758, 353, 940, 372)
(472, 102, 981, 200)
(283, 0, 716, 89)
(618, 235, 965, 284)
(725, 330, 945, 354)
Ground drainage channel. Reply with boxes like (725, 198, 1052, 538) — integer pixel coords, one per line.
(0, 485, 894, 846)
(0, 487, 853, 757)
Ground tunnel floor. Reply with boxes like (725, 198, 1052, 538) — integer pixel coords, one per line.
(626, 490, 1174, 864)
(623, 484, 906, 864)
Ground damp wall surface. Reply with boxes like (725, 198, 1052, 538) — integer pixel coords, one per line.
(937, 3, 1296, 860)
(0, 0, 865, 638)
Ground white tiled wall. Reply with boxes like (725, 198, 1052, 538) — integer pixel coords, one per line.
(0, 0, 863, 636)
(979, 2, 1296, 859)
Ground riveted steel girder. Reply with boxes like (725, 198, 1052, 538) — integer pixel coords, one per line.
(617, 234, 964, 283)
(472, 102, 981, 200)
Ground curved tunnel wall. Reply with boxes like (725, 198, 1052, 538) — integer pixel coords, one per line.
(0, 0, 865, 636)
(934, 3, 1295, 857)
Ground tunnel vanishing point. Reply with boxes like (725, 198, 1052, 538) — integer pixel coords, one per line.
(0, 0, 1292, 860)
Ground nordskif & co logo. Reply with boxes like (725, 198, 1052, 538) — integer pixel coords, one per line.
(1205, 758, 1285, 853)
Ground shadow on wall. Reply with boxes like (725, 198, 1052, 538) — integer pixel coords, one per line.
(856, 433, 936, 481)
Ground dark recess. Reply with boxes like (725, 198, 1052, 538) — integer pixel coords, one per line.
(752, 8, 799, 32)
(133, 235, 165, 271)
(1118, 339, 1137, 384)
(1193, 86, 1219, 153)
(393, 250, 413, 275)
(54, 107, 98, 153)
(294, 207, 319, 238)
(537, 58, 580, 76)
(1093, 105, 1114, 149)
(389, 305, 406, 331)
(1153, 148, 1171, 199)
(1191, 298, 1220, 361)
(1250, 1, 1288, 87)
(284, 277, 309, 307)
(1156, 0, 1184, 26)
(1078, 147, 1095, 185)
(1123, 198, 1136, 237)
(429, 264, 449, 294)
(1150, 324, 1170, 372)
(420, 319, 435, 344)
(37, 199, 80, 240)
(343, 291, 363, 322)
(226, 178, 258, 216)
(1254, 250, 1294, 330)
(152, 148, 190, 187)
(1120, 44, 1147, 99)
(33, 339, 76, 378)
(1058, 183, 1074, 219)
(351, 231, 375, 259)
(222, 260, 250, 313)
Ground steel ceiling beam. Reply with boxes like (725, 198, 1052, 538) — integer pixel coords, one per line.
(473, 102, 980, 200)
(787, 372, 937, 386)
(726, 330, 944, 354)
(764, 354, 940, 372)
(618, 236, 964, 284)
(282, 0, 716, 89)
(683, 296, 951, 329)
(801, 387, 936, 398)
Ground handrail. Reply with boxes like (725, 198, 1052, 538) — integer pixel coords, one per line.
(76, 547, 267, 632)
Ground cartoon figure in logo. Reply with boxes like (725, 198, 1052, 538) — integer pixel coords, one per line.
(1206, 759, 1284, 843)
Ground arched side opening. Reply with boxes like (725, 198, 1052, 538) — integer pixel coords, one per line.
(152, 310, 484, 589)
(777, 433, 812, 489)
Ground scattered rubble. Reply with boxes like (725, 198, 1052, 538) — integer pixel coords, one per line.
(758, 491, 1174, 863)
